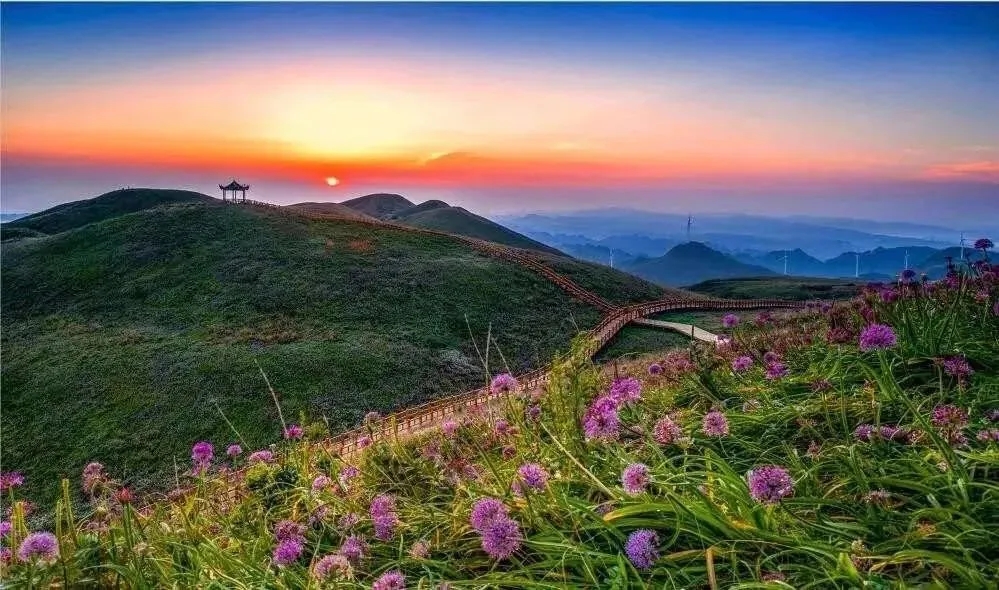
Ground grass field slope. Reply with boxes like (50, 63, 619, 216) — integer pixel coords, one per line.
(689, 276, 865, 301)
(2, 261, 997, 587)
(3, 188, 213, 235)
(339, 193, 415, 219)
(1, 190, 664, 507)
(390, 201, 566, 256)
(285, 202, 379, 222)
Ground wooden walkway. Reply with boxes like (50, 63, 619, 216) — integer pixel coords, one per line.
(632, 318, 719, 342)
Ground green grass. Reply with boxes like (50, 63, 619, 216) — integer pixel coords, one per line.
(689, 276, 864, 301)
(2, 198, 671, 507)
(649, 310, 732, 334)
(595, 325, 689, 363)
(533, 255, 679, 306)
(3, 268, 997, 588)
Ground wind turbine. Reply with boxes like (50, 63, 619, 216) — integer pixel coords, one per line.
(855, 252, 860, 278)
(960, 233, 966, 260)
(780, 250, 790, 275)
(609, 248, 614, 269)
(686, 214, 693, 243)
(904, 249, 909, 270)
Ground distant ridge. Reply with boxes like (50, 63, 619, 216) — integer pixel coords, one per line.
(624, 241, 776, 287)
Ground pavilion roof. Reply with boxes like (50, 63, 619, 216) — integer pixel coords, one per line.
(220, 180, 249, 190)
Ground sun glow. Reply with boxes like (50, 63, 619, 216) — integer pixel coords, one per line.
(326, 176, 340, 186)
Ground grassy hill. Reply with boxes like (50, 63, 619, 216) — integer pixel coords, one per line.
(624, 241, 776, 287)
(2, 193, 665, 506)
(285, 202, 379, 222)
(340, 193, 415, 219)
(393, 204, 566, 256)
(4, 188, 213, 235)
(688, 276, 864, 300)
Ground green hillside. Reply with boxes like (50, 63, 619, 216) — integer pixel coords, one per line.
(4, 188, 213, 235)
(2, 195, 669, 506)
(339, 193, 415, 219)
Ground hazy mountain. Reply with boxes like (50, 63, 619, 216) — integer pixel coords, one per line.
(623, 241, 777, 287)
(824, 246, 939, 278)
(0, 213, 29, 223)
(498, 209, 955, 259)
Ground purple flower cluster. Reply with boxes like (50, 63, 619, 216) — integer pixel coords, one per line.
(248, 450, 274, 464)
(274, 519, 306, 541)
(624, 529, 659, 570)
(608, 377, 642, 405)
(191, 441, 213, 474)
(763, 351, 781, 364)
(0, 521, 11, 538)
(731, 356, 753, 373)
(931, 405, 968, 429)
(284, 424, 304, 440)
(272, 538, 304, 567)
(722, 313, 740, 328)
(339, 465, 360, 489)
(312, 475, 332, 491)
(490, 373, 519, 395)
(312, 553, 351, 581)
(747, 465, 794, 504)
(82, 462, 106, 495)
(226, 444, 242, 458)
(16, 531, 59, 564)
(931, 404, 969, 446)
(370, 494, 400, 541)
(441, 419, 459, 438)
(582, 394, 621, 441)
(494, 419, 512, 437)
(372, 570, 406, 590)
(977, 429, 999, 442)
(517, 463, 549, 491)
(339, 534, 367, 564)
(942, 356, 974, 382)
(702, 411, 729, 437)
(469, 497, 521, 560)
(409, 540, 430, 559)
(653, 416, 683, 445)
(363, 411, 382, 425)
(765, 361, 789, 381)
(859, 324, 897, 352)
(648, 363, 663, 376)
(526, 404, 542, 422)
(621, 463, 650, 495)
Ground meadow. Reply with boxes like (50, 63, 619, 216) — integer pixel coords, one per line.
(5, 196, 669, 508)
(2, 253, 997, 588)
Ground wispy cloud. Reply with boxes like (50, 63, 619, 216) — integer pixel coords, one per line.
(921, 161, 999, 182)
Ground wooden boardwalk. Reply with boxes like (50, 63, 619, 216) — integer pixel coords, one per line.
(632, 318, 719, 342)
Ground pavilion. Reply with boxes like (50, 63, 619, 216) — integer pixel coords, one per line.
(219, 180, 250, 203)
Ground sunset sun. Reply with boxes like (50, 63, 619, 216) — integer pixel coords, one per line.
(325, 176, 340, 187)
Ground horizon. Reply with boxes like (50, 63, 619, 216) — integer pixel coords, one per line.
(2, 2, 998, 225)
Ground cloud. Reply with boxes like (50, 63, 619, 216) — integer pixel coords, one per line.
(921, 161, 999, 182)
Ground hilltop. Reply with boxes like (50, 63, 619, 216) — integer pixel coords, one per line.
(624, 242, 776, 287)
(342, 194, 564, 255)
(339, 193, 415, 219)
(285, 202, 379, 222)
(1, 190, 667, 505)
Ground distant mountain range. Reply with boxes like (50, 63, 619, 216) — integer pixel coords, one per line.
(497, 208, 981, 260)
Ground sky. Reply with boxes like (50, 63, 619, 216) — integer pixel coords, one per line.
(2, 2, 997, 226)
